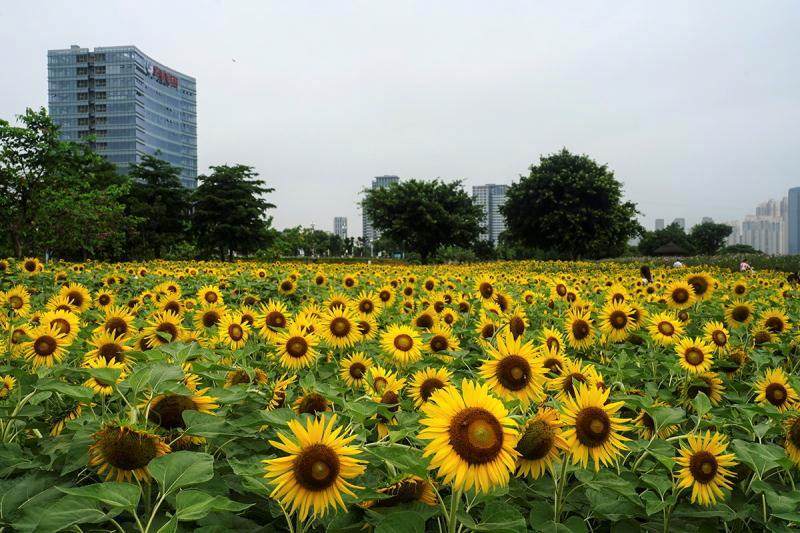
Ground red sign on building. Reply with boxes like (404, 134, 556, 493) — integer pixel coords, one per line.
(150, 65, 179, 88)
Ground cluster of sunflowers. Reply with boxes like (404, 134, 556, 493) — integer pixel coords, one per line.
(1, 256, 799, 532)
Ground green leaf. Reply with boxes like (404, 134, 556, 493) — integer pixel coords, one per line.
(692, 392, 712, 418)
(175, 489, 251, 521)
(648, 406, 685, 429)
(12, 495, 109, 533)
(149, 451, 214, 495)
(529, 500, 553, 529)
(182, 410, 233, 437)
(731, 439, 785, 476)
(84, 366, 122, 385)
(0, 472, 62, 521)
(372, 510, 427, 533)
(56, 482, 140, 510)
(34, 379, 94, 402)
(126, 362, 184, 395)
(469, 501, 526, 533)
(367, 444, 429, 478)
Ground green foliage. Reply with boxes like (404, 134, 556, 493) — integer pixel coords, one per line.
(191, 165, 276, 260)
(501, 149, 643, 259)
(264, 226, 352, 258)
(361, 179, 484, 261)
(637, 222, 695, 256)
(720, 244, 763, 255)
(435, 245, 477, 263)
(689, 221, 733, 255)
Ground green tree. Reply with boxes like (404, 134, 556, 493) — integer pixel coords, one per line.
(125, 155, 191, 258)
(361, 179, 484, 261)
(501, 149, 642, 259)
(191, 164, 275, 260)
(690, 221, 733, 255)
(638, 223, 695, 256)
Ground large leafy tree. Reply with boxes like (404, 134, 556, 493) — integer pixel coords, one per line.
(191, 165, 276, 260)
(125, 155, 190, 258)
(638, 223, 695, 256)
(690, 221, 733, 255)
(501, 149, 642, 259)
(361, 179, 484, 261)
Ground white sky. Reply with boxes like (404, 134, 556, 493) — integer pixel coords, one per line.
(1, 1, 799, 236)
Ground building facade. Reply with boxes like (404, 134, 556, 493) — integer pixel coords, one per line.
(362, 175, 399, 253)
(472, 184, 509, 245)
(726, 196, 790, 255)
(654, 218, 665, 231)
(789, 187, 800, 255)
(333, 217, 348, 240)
(672, 218, 686, 230)
(48, 45, 197, 187)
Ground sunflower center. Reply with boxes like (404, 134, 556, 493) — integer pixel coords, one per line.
(9, 296, 23, 309)
(496, 355, 531, 391)
(509, 317, 526, 337)
(373, 377, 388, 392)
(24, 261, 36, 272)
(156, 322, 178, 341)
(731, 306, 750, 322)
(575, 406, 611, 448)
(689, 450, 719, 484)
(428, 335, 448, 352)
(765, 383, 788, 406)
(556, 284, 567, 297)
(204, 292, 218, 303)
(107, 317, 130, 336)
(546, 338, 560, 352)
(765, 317, 784, 333)
(684, 348, 705, 366)
(688, 277, 708, 296)
(51, 318, 71, 336)
(479, 283, 494, 299)
(67, 291, 84, 307)
(297, 393, 328, 414)
(562, 373, 586, 396)
(712, 331, 727, 346)
(672, 288, 689, 304)
(348, 362, 366, 379)
(571, 320, 590, 340)
(34, 335, 57, 356)
(543, 357, 563, 374)
(416, 314, 434, 329)
(265, 311, 286, 329)
(420, 378, 445, 401)
(516, 419, 555, 460)
(294, 444, 340, 491)
(286, 337, 309, 358)
(393, 334, 414, 352)
(98, 294, 111, 306)
(202, 311, 220, 328)
(448, 407, 504, 465)
(657, 321, 675, 336)
(359, 300, 374, 314)
(99, 427, 158, 471)
(99, 343, 123, 363)
(379, 290, 391, 302)
(610, 311, 628, 329)
(280, 281, 293, 292)
(330, 317, 351, 337)
(148, 394, 197, 429)
(735, 285, 746, 294)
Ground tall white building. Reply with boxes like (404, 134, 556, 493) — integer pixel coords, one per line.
(333, 217, 347, 240)
(654, 219, 665, 231)
(472, 184, 509, 245)
(672, 218, 686, 230)
(728, 196, 789, 255)
(362, 175, 399, 254)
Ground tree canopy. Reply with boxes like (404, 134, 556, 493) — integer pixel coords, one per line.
(689, 221, 733, 255)
(361, 179, 484, 261)
(638, 223, 696, 256)
(501, 149, 642, 259)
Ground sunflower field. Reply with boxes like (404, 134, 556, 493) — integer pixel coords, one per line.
(1, 257, 800, 532)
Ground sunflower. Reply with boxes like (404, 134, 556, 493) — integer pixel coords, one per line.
(256, 300, 290, 341)
(263, 414, 366, 521)
(675, 431, 737, 506)
(83, 358, 126, 396)
(418, 380, 519, 494)
(675, 337, 715, 374)
(22, 325, 68, 368)
(373, 378, 406, 438)
(515, 408, 567, 479)
(41, 309, 80, 344)
(194, 304, 227, 330)
(20, 257, 42, 275)
(50, 402, 83, 436)
(475, 314, 500, 344)
(158, 295, 184, 317)
(475, 274, 496, 300)
(480, 330, 546, 406)
(325, 292, 351, 312)
(539, 326, 565, 355)
(366, 365, 405, 396)
(409, 367, 452, 408)
(313, 272, 327, 286)
(424, 325, 461, 356)
(85, 330, 133, 368)
(683, 372, 725, 407)
(565, 308, 595, 350)
(539, 345, 566, 376)
(598, 301, 635, 343)
(318, 307, 360, 349)
(361, 476, 438, 508)
(760, 308, 789, 335)
(686, 273, 715, 301)
(380, 324, 423, 365)
(412, 309, 437, 330)
(377, 285, 396, 308)
(46, 294, 78, 313)
(278, 278, 297, 296)
(784, 415, 800, 466)
(665, 281, 695, 309)
(197, 285, 224, 306)
(754, 368, 798, 412)
(440, 308, 459, 327)
(724, 300, 754, 328)
(353, 290, 380, 317)
(647, 312, 684, 346)
(702, 321, 729, 353)
(560, 383, 630, 471)
(146, 388, 219, 434)
(633, 401, 680, 440)
(548, 358, 600, 400)
(95, 289, 115, 309)
(732, 280, 748, 297)
(273, 325, 320, 369)
(355, 315, 378, 342)
(4, 285, 31, 317)
(339, 352, 373, 388)
(217, 313, 250, 349)
(294, 392, 332, 416)
(225, 367, 268, 388)
(505, 307, 529, 339)
(88, 424, 170, 482)
(59, 283, 92, 312)
(143, 311, 183, 348)
(266, 374, 297, 411)
(0, 375, 16, 399)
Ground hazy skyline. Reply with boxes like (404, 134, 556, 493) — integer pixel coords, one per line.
(2, 1, 799, 237)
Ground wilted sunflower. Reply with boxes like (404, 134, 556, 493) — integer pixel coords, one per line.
(319, 307, 360, 349)
(339, 352, 373, 388)
(784, 415, 800, 466)
(418, 380, 519, 494)
(217, 313, 250, 349)
(633, 401, 680, 440)
(675, 431, 737, 507)
(548, 358, 601, 401)
(89, 424, 170, 482)
(59, 283, 92, 312)
(760, 308, 789, 335)
(41, 309, 80, 344)
(598, 301, 635, 343)
(380, 324, 423, 365)
(409, 367, 452, 408)
(647, 311, 684, 346)
(565, 308, 595, 350)
(480, 330, 546, 406)
(560, 383, 630, 471)
(50, 402, 83, 436)
(263, 414, 365, 521)
(273, 324, 320, 369)
(361, 476, 437, 508)
(266, 374, 297, 411)
(146, 388, 219, 434)
(83, 358, 126, 396)
(724, 300, 754, 328)
(256, 300, 291, 341)
(515, 408, 567, 479)
(675, 337, 715, 374)
(754, 368, 798, 412)
(22, 325, 68, 368)
(143, 311, 183, 348)
(702, 321, 729, 353)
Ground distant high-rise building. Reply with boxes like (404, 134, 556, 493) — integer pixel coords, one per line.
(472, 184, 509, 245)
(672, 218, 686, 230)
(47, 45, 198, 187)
(723, 221, 741, 247)
(701, 217, 714, 224)
(732, 195, 790, 255)
(654, 219, 665, 231)
(789, 187, 800, 254)
(333, 217, 348, 240)
(362, 175, 399, 253)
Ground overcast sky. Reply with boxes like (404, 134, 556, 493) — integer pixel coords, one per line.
(2, 1, 799, 235)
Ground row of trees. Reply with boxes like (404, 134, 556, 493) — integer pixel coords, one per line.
(0, 108, 275, 261)
(638, 221, 737, 256)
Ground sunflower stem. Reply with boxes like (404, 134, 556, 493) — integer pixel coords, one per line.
(446, 487, 463, 533)
(553, 459, 569, 523)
